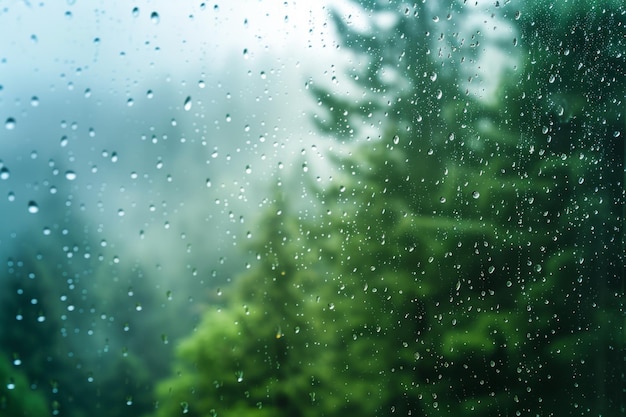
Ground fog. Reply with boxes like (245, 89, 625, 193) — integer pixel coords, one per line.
(0, 0, 349, 292)
(0, 0, 515, 285)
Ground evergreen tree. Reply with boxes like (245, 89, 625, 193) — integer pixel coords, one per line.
(0, 227, 174, 417)
(152, 1, 623, 416)
(0, 351, 49, 416)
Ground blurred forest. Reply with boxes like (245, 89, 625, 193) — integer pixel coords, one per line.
(147, 1, 624, 417)
(1, 1, 624, 417)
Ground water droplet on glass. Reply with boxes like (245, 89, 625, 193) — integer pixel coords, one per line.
(5, 118, 16, 130)
(472, 191, 480, 199)
(28, 201, 39, 214)
(0, 167, 9, 180)
(393, 135, 400, 144)
(31, 96, 40, 107)
(243, 48, 249, 59)
(150, 11, 160, 24)
(183, 96, 192, 111)
(132, 7, 139, 17)
(65, 171, 77, 181)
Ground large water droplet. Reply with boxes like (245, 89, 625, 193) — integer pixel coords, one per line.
(65, 171, 77, 181)
(28, 201, 39, 214)
(183, 96, 192, 111)
(150, 11, 160, 24)
(5, 118, 16, 130)
(0, 167, 9, 180)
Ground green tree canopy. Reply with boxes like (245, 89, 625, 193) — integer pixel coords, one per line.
(151, 1, 624, 416)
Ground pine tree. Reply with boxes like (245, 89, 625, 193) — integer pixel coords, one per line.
(151, 1, 623, 416)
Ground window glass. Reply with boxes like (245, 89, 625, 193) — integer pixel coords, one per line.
(0, 1, 623, 417)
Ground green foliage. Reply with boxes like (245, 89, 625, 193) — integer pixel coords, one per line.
(152, 1, 623, 417)
(0, 228, 176, 417)
(0, 352, 49, 416)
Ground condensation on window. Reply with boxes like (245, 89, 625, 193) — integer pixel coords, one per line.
(0, 1, 623, 417)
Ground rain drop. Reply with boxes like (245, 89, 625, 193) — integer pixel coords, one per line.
(0, 167, 9, 180)
(184, 96, 192, 111)
(472, 191, 480, 199)
(65, 171, 77, 181)
(28, 201, 39, 214)
(150, 11, 160, 24)
(5, 118, 16, 130)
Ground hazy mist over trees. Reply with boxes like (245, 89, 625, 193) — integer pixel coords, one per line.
(1, 1, 623, 417)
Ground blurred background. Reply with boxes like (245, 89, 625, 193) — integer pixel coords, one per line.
(0, 1, 623, 416)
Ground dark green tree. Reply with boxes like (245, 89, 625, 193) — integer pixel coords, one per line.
(0, 226, 177, 417)
(152, 1, 623, 416)
(0, 351, 49, 416)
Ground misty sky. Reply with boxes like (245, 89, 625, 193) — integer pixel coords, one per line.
(0, 0, 515, 291)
